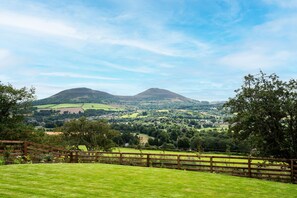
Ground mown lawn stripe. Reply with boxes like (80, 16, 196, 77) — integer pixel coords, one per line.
(0, 163, 296, 198)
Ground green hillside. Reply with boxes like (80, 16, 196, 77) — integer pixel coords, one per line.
(34, 88, 116, 105)
(0, 164, 296, 198)
(35, 103, 123, 111)
(33, 87, 194, 105)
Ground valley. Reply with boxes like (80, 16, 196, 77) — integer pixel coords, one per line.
(26, 87, 247, 153)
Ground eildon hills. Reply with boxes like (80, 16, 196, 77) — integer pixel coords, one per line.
(33, 88, 199, 105)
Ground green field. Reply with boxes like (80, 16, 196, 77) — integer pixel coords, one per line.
(78, 146, 236, 157)
(0, 163, 296, 197)
(53, 103, 83, 109)
(34, 104, 58, 109)
(82, 103, 124, 111)
(111, 147, 251, 162)
(121, 113, 139, 118)
(35, 103, 123, 111)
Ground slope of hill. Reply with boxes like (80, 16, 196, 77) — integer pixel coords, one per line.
(133, 88, 190, 102)
(34, 87, 194, 105)
(34, 88, 116, 105)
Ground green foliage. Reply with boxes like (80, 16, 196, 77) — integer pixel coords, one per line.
(225, 72, 297, 158)
(0, 156, 5, 165)
(13, 156, 24, 164)
(190, 134, 202, 151)
(177, 136, 190, 150)
(0, 82, 35, 140)
(62, 117, 120, 151)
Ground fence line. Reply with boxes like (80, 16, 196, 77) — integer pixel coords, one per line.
(0, 140, 296, 184)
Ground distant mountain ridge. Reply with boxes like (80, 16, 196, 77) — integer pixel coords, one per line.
(34, 87, 194, 105)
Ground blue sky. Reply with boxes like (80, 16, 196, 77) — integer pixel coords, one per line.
(1, 0, 297, 101)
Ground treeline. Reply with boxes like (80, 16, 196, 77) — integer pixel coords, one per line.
(111, 123, 249, 153)
(27, 109, 116, 128)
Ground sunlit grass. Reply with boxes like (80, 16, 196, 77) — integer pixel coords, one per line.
(121, 113, 139, 118)
(0, 163, 296, 198)
(82, 103, 123, 111)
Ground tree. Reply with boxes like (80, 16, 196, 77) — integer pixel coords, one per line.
(190, 135, 202, 151)
(224, 72, 297, 158)
(62, 117, 120, 151)
(0, 82, 35, 140)
(177, 136, 190, 150)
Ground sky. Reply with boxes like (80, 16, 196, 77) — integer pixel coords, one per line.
(1, 0, 297, 101)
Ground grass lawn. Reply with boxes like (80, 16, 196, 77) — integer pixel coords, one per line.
(0, 163, 296, 198)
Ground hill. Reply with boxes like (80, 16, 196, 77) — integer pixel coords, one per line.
(133, 88, 189, 102)
(34, 87, 194, 105)
(34, 88, 116, 105)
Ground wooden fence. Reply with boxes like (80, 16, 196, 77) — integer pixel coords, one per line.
(1, 140, 296, 183)
(0, 140, 69, 163)
(70, 151, 297, 183)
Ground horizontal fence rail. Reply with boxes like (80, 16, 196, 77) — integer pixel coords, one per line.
(0, 140, 296, 184)
(0, 140, 69, 163)
(70, 151, 297, 183)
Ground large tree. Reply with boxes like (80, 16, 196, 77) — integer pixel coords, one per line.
(62, 117, 120, 151)
(0, 82, 35, 140)
(224, 72, 297, 158)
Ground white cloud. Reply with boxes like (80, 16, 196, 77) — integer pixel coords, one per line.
(219, 13, 297, 70)
(96, 60, 156, 74)
(0, 74, 12, 82)
(0, 49, 17, 68)
(0, 49, 10, 61)
(219, 50, 292, 69)
(102, 38, 178, 57)
(263, 0, 297, 8)
(212, 0, 243, 26)
(0, 7, 212, 58)
(0, 11, 85, 39)
(253, 15, 297, 39)
(40, 72, 119, 81)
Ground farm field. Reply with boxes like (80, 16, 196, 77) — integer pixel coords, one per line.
(111, 147, 243, 157)
(77, 146, 224, 156)
(121, 112, 139, 118)
(0, 163, 296, 198)
(35, 103, 123, 111)
(76, 146, 263, 165)
(78, 146, 245, 158)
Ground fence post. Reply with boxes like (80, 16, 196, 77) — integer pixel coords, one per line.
(291, 159, 294, 183)
(248, 157, 252, 177)
(177, 155, 181, 170)
(147, 154, 150, 167)
(210, 156, 213, 173)
(23, 141, 28, 157)
(69, 152, 73, 163)
(75, 151, 79, 163)
(120, 153, 123, 165)
(23, 141, 28, 161)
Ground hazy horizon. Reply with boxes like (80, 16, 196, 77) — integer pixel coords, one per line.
(1, 0, 297, 101)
